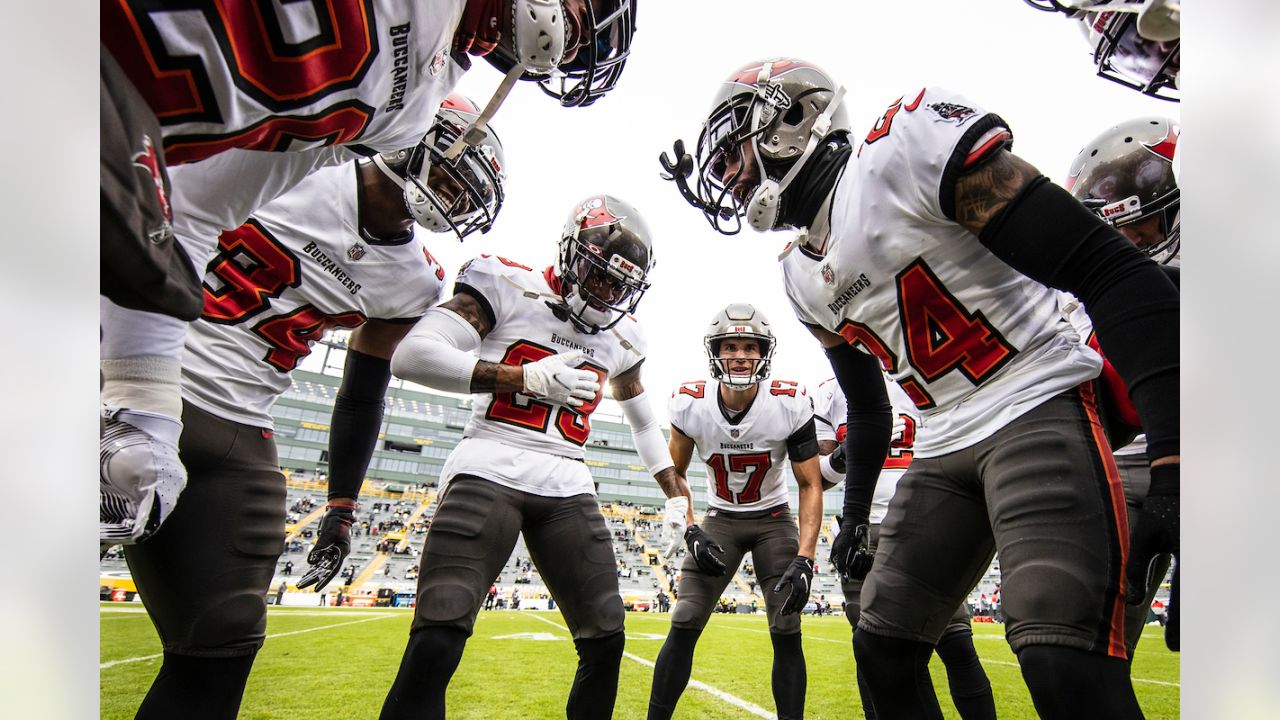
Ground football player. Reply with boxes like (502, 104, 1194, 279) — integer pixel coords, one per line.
(378, 195, 693, 720)
(647, 304, 824, 720)
(814, 376, 996, 720)
(1062, 116, 1181, 656)
(100, 0, 638, 548)
(1024, 0, 1180, 100)
(661, 59, 1179, 719)
(115, 96, 505, 720)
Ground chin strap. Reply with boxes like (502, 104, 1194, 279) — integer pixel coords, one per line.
(747, 84, 846, 232)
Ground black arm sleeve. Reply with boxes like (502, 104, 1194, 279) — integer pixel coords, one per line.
(825, 343, 892, 521)
(785, 418, 820, 462)
(979, 177, 1179, 460)
(325, 349, 391, 501)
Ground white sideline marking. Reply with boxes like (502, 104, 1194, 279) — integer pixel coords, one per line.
(100, 615, 395, 670)
(525, 613, 775, 719)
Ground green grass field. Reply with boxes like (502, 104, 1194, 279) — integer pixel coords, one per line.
(101, 604, 1179, 718)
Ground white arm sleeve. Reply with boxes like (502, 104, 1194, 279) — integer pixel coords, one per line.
(389, 307, 482, 394)
(820, 453, 845, 486)
(618, 392, 675, 476)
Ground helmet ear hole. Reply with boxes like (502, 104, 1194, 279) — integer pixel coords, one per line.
(783, 102, 806, 127)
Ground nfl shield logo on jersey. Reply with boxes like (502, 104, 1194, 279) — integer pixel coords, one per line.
(822, 264, 835, 286)
(429, 50, 448, 77)
(348, 243, 367, 261)
(729, 429, 740, 440)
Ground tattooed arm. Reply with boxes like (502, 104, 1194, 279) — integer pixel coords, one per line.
(952, 149, 1044, 237)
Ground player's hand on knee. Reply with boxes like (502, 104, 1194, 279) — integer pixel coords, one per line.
(99, 407, 187, 549)
(297, 503, 356, 591)
(684, 524, 727, 577)
(521, 349, 599, 407)
(774, 556, 815, 615)
(1125, 463, 1179, 650)
(662, 496, 689, 558)
(830, 515, 874, 580)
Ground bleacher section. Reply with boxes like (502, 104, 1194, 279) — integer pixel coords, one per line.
(99, 357, 1006, 614)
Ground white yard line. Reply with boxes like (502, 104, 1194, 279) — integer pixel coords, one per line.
(524, 613, 775, 719)
(100, 615, 396, 670)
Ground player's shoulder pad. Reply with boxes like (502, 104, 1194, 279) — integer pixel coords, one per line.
(668, 380, 709, 417)
(859, 86, 1010, 222)
(607, 312, 648, 363)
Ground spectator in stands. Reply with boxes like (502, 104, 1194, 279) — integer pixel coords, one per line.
(283, 561, 293, 576)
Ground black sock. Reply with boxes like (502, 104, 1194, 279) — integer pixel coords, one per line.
(379, 626, 469, 720)
(648, 626, 703, 720)
(567, 632, 625, 720)
(135, 651, 256, 720)
(852, 628, 944, 720)
(770, 631, 807, 720)
(935, 631, 996, 720)
(1017, 645, 1143, 720)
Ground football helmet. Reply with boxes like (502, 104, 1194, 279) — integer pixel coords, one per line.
(484, 0, 638, 107)
(375, 94, 506, 241)
(704, 303, 774, 390)
(555, 194, 654, 333)
(1026, 1, 1179, 100)
(1080, 8, 1179, 100)
(1066, 117, 1180, 263)
(662, 58, 848, 234)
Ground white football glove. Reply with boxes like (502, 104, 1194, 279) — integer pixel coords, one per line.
(100, 407, 187, 549)
(662, 495, 689, 558)
(521, 349, 599, 407)
(891, 414, 907, 443)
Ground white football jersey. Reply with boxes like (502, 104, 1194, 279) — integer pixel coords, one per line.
(440, 255, 648, 498)
(105, 0, 466, 165)
(182, 162, 446, 427)
(781, 86, 1101, 458)
(813, 375, 920, 524)
(668, 379, 814, 513)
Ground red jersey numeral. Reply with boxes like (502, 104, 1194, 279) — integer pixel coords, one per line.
(485, 341, 604, 447)
(884, 414, 917, 470)
(201, 221, 367, 373)
(769, 380, 800, 397)
(705, 452, 773, 505)
(863, 89, 925, 146)
(676, 381, 705, 399)
(103, 0, 378, 163)
(203, 220, 301, 323)
(834, 258, 1016, 410)
(836, 412, 916, 470)
(895, 258, 1016, 386)
(252, 306, 365, 372)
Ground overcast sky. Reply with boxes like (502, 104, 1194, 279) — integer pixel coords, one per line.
(306, 1, 1177, 425)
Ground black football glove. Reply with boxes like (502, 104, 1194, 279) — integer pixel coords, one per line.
(296, 503, 356, 592)
(829, 515, 874, 580)
(774, 556, 816, 615)
(1125, 464, 1179, 651)
(684, 524, 727, 577)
